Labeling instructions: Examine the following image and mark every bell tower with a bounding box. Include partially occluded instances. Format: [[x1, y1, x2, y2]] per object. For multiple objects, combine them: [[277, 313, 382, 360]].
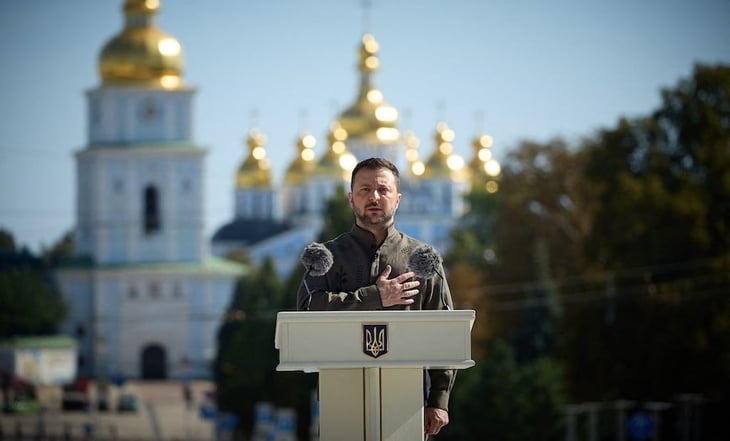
[[58, 0, 243, 381], [76, 0, 204, 264]]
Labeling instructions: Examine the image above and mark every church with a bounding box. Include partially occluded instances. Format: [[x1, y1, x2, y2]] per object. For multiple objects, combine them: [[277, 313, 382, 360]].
[[209, 25, 503, 278], [56, 0, 500, 381]]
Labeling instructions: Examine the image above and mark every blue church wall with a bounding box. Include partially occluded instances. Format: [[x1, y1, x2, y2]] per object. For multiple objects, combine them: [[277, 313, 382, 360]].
[[175, 227, 200, 261], [138, 232, 167, 262], [250, 226, 319, 278], [114, 98, 125, 141], [186, 315, 209, 376], [432, 223, 452, 251], [108, 229, 129, 262]]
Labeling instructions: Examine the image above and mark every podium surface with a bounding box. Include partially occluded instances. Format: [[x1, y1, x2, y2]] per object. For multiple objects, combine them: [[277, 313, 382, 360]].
[[276, 310, 474, 371], [275, 310, 475, 441]]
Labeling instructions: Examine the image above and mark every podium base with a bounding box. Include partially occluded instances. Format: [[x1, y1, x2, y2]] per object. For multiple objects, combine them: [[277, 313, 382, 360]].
[[319, 367, 424, 441]]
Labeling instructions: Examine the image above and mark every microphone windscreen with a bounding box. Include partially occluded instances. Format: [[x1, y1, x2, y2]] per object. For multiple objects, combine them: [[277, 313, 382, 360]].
[[408, 244, 442, 278], [300, 242, 334, 276]]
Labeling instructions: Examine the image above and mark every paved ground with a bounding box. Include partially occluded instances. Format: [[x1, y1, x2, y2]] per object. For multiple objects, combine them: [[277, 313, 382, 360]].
[[0, 381, 217, 441]]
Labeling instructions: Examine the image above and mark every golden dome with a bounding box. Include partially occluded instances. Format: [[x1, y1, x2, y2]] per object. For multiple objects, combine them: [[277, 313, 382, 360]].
[[468, 133, 501, 192], [423, 122, 455, 178], [99, 0, 184, 89], [284, 132, 317, 185], [423, 122, 467, 180], [314, 122, 352, 179], [403, 131, 426, 178], [337, 34, 400, 144], [236, 129, 271, 188]]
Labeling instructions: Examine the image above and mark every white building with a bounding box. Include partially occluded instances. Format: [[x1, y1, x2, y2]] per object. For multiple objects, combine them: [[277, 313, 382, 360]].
[[56, 0, 244, 381]]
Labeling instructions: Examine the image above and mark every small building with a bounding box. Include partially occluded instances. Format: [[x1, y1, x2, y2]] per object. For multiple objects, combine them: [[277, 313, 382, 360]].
[[0, 335, 78, 385]]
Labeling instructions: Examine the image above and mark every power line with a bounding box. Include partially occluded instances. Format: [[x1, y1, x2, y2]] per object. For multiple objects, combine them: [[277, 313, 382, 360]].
[[486, 284, 727, 312], [454, 258, 729, 299]]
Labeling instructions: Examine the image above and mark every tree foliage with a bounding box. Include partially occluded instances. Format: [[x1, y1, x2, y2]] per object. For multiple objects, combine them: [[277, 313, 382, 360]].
[[0, 229, 68, 338], [445, 191, 501, 349], [41, 230, 75, 267], [447, 139, 592, 352], [445, 340, 566, 441], [494, 139, 593, 284], [584, 64, 730, 268], [0, 267, 68, 338], [444, 64, 730, 440], [215, 257, 315, 440], [561, 64, 730, 406], [316, 185, 353, 242], [0, 228, 16, 252]]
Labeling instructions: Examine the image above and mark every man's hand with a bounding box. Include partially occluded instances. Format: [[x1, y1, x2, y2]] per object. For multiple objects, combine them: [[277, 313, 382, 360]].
[[424, 407, 449, 435], [377, 265, 420, 307]]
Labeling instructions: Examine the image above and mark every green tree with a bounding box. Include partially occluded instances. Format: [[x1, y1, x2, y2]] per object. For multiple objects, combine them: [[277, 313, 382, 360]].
[[0, 267, 68, 337], [659, 64, 730, 260], [445, 64, 730, 440], [216, 257, 315, 441], [561, 281, 730, 403], [446, 340, 566, 441], [447, 189, 500, 269], [0, 228, 16, 251], [447, 139, 592, 351], [316, 185, 353, 242], [494, 139, 593, 284], [41, 230, 74, 267], [510, 238, 562, 363], [235, 256, 285, 316], [0, 229, 68, 338], [562, 64, 730, 407], [445, 190, 502, 353], [584, 64, 730, 268]]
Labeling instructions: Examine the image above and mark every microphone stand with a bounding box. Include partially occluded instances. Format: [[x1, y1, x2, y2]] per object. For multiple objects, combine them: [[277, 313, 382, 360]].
[[433, 268, 450, 310], [302, 268, 313, 311]]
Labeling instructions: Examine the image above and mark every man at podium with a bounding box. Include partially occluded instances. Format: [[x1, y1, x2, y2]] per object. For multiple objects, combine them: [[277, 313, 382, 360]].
[[297, 157, 456, 437]]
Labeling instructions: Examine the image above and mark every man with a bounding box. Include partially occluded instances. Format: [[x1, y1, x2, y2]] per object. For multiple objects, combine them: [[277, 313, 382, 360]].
[[297, 157, 456, 437]]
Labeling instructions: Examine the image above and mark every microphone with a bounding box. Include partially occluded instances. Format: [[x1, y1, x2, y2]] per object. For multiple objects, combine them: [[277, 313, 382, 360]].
[[408, 244, 450, 310], [301, 242, 334, 276], [408, 244, 442, 279], [300, 242, 334, 310]]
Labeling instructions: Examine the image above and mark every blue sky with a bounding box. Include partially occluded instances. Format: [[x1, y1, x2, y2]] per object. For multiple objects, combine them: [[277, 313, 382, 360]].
[[1, 0, 729, 252]]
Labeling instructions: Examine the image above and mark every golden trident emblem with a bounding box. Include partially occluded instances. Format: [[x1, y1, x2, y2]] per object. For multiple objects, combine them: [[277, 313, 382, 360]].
[[363, 324, 388, 358]]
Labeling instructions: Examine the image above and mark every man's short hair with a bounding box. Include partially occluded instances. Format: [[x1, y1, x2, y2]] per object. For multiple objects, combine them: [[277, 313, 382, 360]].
[[350, 157, 401, 190]]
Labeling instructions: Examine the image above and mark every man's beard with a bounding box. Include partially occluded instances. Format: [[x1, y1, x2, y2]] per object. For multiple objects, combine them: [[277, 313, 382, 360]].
[[355, 207, 394, 227]]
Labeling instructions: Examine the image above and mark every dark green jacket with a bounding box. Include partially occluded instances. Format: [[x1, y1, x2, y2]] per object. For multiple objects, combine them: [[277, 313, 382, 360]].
[[297, 224, 456, 410]]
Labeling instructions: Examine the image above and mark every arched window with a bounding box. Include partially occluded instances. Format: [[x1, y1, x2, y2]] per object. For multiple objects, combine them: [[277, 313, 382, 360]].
[[143, 185, 161, 234]]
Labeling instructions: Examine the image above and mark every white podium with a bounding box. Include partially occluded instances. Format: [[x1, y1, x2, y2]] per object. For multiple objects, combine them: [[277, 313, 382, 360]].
[[275, 310, 475, 441]]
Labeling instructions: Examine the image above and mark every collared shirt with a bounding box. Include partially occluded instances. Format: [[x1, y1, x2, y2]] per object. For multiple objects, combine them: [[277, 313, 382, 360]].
[[297, 223, 456, 410]]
